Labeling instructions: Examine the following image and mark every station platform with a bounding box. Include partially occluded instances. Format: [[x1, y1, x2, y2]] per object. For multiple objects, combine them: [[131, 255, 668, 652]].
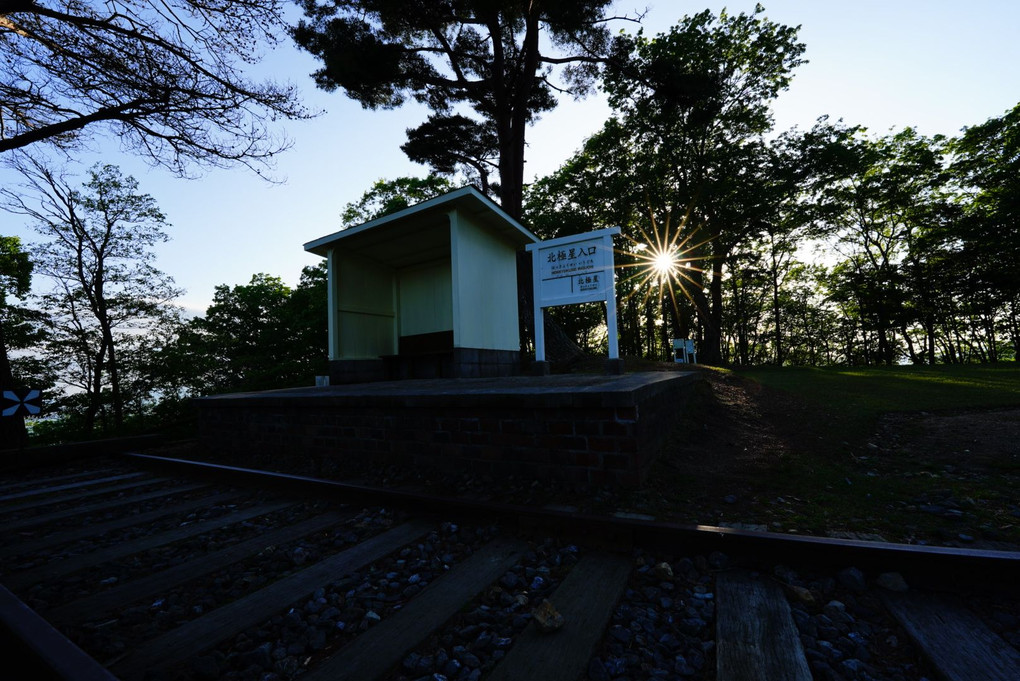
[[195, 372, 698, 487]]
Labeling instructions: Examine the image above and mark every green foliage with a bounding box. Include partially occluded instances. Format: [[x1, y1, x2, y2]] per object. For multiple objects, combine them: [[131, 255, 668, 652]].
[[794, 116, 1018, 366], [950, 103, 1020, 306], [401, 115, 499, 195], [163, 264, 328, 396], [0, 235, 38, 446], [340, 176, 457, 226], [604, 6, 806, 141], [0, 236, 32, 305], [521, 2, 1016, 369], [526, 7, 806, 364], [2, 160, 182, 436], [291, 0, 619, 215]]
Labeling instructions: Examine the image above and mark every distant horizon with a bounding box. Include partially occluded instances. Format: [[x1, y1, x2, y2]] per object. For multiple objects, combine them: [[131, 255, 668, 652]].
[[3, 0, 1018, 318]]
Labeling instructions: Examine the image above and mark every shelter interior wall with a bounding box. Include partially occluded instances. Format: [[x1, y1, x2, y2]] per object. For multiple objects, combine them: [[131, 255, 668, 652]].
[[451, 214, 520, 351], [335, 254, 395, 359], [397, 259, 453, 337]]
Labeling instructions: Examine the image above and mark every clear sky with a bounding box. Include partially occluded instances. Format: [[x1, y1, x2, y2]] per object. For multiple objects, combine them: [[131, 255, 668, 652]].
[[2, 0, 1019, 316]]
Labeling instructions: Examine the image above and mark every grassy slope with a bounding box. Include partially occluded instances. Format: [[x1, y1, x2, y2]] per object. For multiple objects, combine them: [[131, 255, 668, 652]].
[[631, 363, 1020, 547], [740, 364, 1020, 446]]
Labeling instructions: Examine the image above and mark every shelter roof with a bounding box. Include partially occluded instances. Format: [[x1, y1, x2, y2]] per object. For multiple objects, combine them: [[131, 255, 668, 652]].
[[304, 186, 538, 263]]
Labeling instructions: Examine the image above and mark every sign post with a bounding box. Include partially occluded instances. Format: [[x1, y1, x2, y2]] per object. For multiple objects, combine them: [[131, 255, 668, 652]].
[[526, 227, 622, 372]]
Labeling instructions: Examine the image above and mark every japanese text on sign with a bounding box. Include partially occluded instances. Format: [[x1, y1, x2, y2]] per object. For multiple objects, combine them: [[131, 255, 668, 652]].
[[535, 237, 610, 304], [526, 227, 621, 361]]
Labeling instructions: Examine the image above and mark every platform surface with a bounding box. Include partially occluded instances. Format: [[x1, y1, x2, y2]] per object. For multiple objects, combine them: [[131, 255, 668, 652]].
[[198, 372, 697, 408]]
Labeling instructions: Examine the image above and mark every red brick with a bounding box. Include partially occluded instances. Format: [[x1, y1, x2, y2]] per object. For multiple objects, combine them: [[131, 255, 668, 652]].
[[574, 420, 602, 436], [603, 453, 631, 470], [613, 470, 641, 487], [496, 419, 515, 434], [587, 437, 617, 452], [614, 407, 638, 422], [616, 438, 637, 452], [545, 420, 574, 435], [574, 451, 602, 467], [602, 421, 632, 437], [479, 446, 502, 461], [555, 436, 587, 451], [498, 433, 535, 448]]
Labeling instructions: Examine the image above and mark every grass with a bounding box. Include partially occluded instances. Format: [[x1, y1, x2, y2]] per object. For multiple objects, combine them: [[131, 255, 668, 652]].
[[626, 363, 1020, 548], [738, 363, 1020, 447]]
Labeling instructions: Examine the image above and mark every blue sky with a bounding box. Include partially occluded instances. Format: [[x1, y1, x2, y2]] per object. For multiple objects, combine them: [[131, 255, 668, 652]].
[[2, 1, 1019, 316]]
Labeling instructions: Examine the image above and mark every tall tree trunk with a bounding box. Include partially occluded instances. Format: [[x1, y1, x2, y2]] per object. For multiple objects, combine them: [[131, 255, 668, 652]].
[[901, 324, 919, 364], [924, 318, 936, 364], [699, 258, 724, 365], [86, 337, 107, 434]]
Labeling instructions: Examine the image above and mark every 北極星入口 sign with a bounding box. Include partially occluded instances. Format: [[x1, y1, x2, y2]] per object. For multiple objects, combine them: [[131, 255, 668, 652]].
[[536, 236, 613, 304], [526, 227, 621, 362]]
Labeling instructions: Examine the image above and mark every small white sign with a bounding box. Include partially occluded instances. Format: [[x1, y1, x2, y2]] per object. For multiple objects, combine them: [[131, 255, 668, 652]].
[[536, 236, 612, 304], [526, 227, 621, 361]]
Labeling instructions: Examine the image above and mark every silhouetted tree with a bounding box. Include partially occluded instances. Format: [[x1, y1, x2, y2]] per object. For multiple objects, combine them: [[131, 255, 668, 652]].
[[2, 160, 181, 432], [0, 0, 307, 173], [291, 0, 626, 217]]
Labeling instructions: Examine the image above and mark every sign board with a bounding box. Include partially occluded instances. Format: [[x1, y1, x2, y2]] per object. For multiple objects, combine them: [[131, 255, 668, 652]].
[[526, 227, 620, 362], [2, 389, 42, 417], [534, 234, 614, 305]]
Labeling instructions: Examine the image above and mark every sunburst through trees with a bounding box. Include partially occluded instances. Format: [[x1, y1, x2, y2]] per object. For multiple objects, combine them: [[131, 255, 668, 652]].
[[617, 207, 713, 343]]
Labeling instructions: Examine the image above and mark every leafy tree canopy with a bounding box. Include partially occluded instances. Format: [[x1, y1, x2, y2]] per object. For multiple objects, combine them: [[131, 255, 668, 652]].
[[173, 267, 327, 395], [0, 235, 32, 306], [0, 0, 308, 174], [0, 234, 34, 445], [951, 103, 1020, 297], [3, 161, 183, 431], [529, 6, 806, 364], [340, 175, 457, 226], [291, 0, 625, 216]]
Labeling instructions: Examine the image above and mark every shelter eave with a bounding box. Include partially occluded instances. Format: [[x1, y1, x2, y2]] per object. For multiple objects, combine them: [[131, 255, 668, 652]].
[[303, 186, 538, 257]]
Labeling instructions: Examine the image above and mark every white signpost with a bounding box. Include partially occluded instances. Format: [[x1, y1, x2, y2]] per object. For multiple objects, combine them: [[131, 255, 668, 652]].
[[526, 227, 621, 365]]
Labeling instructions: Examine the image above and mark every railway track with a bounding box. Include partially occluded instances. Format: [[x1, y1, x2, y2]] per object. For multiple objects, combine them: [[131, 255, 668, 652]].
[[2, 452, 1019, 681]]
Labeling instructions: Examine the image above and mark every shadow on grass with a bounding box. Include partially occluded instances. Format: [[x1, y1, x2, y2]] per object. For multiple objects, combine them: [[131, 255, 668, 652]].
[[628, 364, 1020, 548]]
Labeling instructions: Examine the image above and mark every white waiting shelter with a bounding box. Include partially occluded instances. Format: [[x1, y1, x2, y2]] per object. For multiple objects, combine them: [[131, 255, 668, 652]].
[[304, 186, 538, 382]]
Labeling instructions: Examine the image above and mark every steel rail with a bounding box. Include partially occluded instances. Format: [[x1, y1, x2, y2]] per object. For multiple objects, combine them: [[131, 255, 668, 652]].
[[123, 452, 1020, 595], [0, 584, 121, 681]]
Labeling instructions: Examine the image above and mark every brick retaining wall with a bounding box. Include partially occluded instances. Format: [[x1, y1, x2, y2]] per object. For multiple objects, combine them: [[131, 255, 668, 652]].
[[196, 373, 697, 487]]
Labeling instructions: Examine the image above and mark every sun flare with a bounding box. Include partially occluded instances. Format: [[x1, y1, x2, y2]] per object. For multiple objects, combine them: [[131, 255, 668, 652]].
[[652, 248, 679, 281], [614, 206, 713, 322]]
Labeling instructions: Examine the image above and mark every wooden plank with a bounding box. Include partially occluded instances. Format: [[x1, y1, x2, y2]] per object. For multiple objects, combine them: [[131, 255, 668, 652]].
[[305, 537, 529, 681], [0, 476, 172, 515], [0, 468, 111, 493], [111, 519, 433, 680], [486, 551, 632, 681], [5, 500, 295, 590], [0, 472, 148, 503], [716, 570, 812, 681], [0, 490, 244, 558], [0, 583, 120, 681], [49, 510, 354, 625], [3, 483, 208, 534], [883, 590, 1020, 681]]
